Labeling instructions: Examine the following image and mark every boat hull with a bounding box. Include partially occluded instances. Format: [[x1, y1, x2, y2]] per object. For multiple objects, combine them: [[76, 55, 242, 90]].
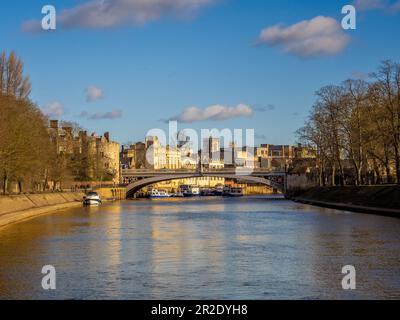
[[83, 199, 102, 206], [223, 193, 244, 197], [149, 195, 170, 199], [183, 193, 194, 197]]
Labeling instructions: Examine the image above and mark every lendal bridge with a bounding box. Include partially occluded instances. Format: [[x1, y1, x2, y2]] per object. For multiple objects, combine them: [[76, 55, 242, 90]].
[[121, 168, 286, 198]]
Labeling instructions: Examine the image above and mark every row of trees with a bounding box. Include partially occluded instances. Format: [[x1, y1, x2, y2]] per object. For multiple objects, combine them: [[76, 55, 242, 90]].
[[0, 94, 52, 193], [297, 60, 400, 186], [0, 51, 114, 194]]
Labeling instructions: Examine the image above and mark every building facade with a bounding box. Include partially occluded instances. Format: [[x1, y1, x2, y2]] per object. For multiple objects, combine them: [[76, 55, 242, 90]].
[[48, 120, 120, 184]]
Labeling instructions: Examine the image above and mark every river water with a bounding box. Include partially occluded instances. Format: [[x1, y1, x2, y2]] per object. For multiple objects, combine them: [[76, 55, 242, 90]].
[[0, 197, 399, 300]]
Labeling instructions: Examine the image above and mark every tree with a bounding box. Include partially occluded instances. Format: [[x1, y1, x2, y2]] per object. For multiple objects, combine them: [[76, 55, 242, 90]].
[[370, 61, 400, 184], [341, 79, 369, 185], [297, 60, 400, 186], [0, 51, 31, 100], [0, 94, 51, 193]]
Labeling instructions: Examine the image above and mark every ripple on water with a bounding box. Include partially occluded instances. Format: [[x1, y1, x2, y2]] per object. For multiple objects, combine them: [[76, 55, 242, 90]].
[[0, 198, 399, 299]]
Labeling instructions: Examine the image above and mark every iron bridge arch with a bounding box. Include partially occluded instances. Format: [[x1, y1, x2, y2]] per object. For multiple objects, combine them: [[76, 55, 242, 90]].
[[124, 173, 284, 198]]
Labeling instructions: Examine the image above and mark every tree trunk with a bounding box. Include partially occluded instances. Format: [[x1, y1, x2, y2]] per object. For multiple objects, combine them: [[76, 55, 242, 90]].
[[3, 172, 7, 194], [385, 165, 392, 184], [337, 160, 345, 186], [358, 165, 363, 185], [18, 179, 22, 193], [372, 159, 381, 185], [352, 159, 360, 186], [395, 148, 400, 185], [319, 167, 324, 187]]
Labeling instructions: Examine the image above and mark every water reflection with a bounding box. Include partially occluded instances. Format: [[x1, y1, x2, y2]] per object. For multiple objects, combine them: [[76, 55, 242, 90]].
[[0, 197, 399, 299]]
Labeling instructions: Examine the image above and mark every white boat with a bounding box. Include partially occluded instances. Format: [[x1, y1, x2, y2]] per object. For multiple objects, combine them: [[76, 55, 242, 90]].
[[149, 189, 170, 198], [83, 192, 102, 206], [191, 187, 200, 196], [171, 192, 184, 198], [182, 186, 200, 197]]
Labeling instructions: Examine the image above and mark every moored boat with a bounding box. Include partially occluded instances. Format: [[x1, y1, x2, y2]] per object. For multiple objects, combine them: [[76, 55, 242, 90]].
[[191, 187, 200, 196], [149, 189, 170, 198], [223, 187, 244, 197], [171, 192, 184, 198], [83, 192, 102, 206], [200, 188, 214, 196], [213, 185, 224, 196]]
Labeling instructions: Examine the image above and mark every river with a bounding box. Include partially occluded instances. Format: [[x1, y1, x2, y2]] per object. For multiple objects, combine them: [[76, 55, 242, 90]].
[[0, 196, 399, 300]]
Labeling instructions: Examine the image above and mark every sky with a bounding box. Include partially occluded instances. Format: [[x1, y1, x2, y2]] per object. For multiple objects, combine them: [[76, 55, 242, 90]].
[[1, 0, 399, 146]]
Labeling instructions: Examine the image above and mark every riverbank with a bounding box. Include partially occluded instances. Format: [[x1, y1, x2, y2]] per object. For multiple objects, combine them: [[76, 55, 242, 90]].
[[0, 192, 85, 229], [290, 186, 400, 218]]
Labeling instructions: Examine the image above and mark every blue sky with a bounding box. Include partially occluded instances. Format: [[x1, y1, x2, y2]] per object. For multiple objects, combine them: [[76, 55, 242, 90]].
[[1, 0, 399, 145]]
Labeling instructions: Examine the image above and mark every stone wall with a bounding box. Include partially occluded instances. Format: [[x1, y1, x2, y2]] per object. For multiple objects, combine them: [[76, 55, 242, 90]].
[[286, 173, 317, 196], [0, 192, 85, 228], [95, 187, 126, 200]]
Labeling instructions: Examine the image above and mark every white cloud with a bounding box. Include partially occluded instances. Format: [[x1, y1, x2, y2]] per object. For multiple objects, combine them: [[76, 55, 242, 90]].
[[257, 16, 350, 57], [22, 0, 215, 32], [354, 0, 400, 12], [41, 101, 64, 118], [168, 104, 253, 123], [80, 109, 122, 120], [86, 85, 103, 102]]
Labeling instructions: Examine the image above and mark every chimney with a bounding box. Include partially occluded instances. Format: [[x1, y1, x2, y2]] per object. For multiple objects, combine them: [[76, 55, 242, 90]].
[[50, 120, 58, 129], [104, 132, 110, 142]]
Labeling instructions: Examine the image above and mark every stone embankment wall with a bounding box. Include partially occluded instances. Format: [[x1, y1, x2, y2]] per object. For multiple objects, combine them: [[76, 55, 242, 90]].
[[95, 187, 126, 200], [0, 192, 85, 229], [291, 186, 400, 218], [286, 174, 317, 196]]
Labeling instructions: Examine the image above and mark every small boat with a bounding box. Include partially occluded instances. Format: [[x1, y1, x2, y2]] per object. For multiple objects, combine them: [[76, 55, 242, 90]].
[[213, 185, 224, 196], [83, 192, 102, 206], [223, 187, 244, 197], [191, 187, 200, 196], [171, 192, 184, 198], [183, 186, 200, 197], [149, 189, 170, 198], [180, 185, 194, 197], [183, 190, 194, 197], [200, 188, 214, 196]]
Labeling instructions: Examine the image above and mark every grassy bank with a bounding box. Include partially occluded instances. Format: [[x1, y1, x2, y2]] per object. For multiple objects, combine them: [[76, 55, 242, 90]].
[[291, 186, 400, 218]]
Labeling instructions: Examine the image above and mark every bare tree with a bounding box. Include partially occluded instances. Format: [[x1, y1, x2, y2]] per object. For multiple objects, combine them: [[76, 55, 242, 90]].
[[297, 60, 400, 186], [341, 79, 369, 185], [0, 51, 31, 99], [370, 61, 400, 184], [0, 95, 50, 193]]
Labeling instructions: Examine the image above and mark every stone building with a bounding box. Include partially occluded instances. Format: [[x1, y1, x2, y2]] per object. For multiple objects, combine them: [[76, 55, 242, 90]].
[[166, 146, 181, 170], [48, 120, 82, 155], [121, 142, 146, 169], [201, 137, 224, 168], [48, 120, 120, 183], [88, 132, 121, 183], [145, 136, 166, 169], [256, 144, 295, 170]]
